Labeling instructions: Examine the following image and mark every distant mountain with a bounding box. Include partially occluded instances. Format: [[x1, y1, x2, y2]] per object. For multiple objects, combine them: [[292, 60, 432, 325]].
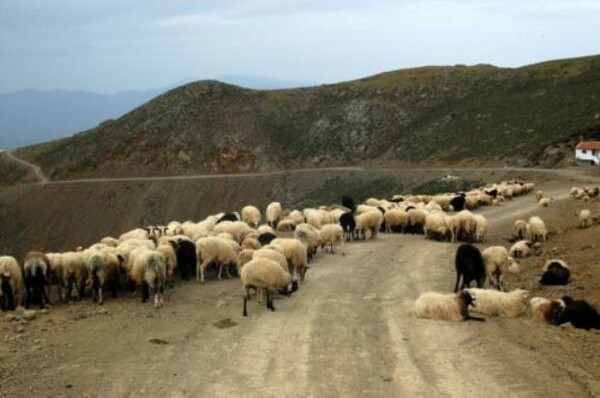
[[0, 88, 164, 148], [13, 55, 600, 180]]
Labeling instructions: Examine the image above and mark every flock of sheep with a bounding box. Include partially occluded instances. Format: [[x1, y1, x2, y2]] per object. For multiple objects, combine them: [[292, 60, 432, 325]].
[[415, 185, 600, 330], [0, 179, 598, 329]]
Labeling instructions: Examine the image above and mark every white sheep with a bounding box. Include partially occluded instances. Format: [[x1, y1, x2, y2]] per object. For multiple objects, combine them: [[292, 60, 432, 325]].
[[156, 242, 177, 287], [538, 197, 552, 207], [118, 228, 149, 242], [579, 209, 592, 228], [241, 258, 292, 316], [241, 205, 261, 228], [481, 246, 517, 291], [407, 208, 427, 234], [466, 288, 529, 317], [383, 209, 409, 233], [212, 221, 254, 244], [257, 224, 275, 235], [355, 210, 383, 239], [414, 290, 481, 322], [271, 238, 308, 290], [509, 240, 541, 258], [472, 214, 487, 242], [100, 236, 120, 247], [455, 210, 475, 241], [319, 224, 344, 254], [87, 250, 123, 305], [265, 202, 283, 228], [0, 256, 23, 310], [535, 190, 543, 202], [128, 248, 166, 307], [513, 219, 527, 240], [530, 297, 565, 324], [195, 236, 240, 283], [304, 208, 324, 229], [424, 212, 448, 241], [527, 216, 547, 242], [60, 251, 89, 301], [294, 223, 320, 261]]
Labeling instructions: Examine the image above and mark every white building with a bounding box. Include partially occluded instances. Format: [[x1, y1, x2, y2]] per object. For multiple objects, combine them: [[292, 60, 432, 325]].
[[575, 141, 600, 165]]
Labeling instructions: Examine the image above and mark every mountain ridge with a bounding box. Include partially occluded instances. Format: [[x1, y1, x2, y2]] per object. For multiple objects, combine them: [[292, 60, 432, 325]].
[[12, 54, 600, 181]]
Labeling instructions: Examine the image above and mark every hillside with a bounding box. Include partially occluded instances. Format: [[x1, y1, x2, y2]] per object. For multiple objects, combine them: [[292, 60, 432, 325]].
[[13, 55, 600, 180]]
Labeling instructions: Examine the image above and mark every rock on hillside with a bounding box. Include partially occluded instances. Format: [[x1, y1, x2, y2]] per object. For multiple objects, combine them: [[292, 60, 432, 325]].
[[15, 55, 600, 180]]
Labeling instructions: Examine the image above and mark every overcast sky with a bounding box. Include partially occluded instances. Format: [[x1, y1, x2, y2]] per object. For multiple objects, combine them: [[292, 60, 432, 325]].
[[1, 0, 599, 93]]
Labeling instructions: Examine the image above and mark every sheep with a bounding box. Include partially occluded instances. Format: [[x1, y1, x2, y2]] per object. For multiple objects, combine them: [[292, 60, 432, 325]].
[[513, 219, 527, 240], [557, 296, 600, 330], [449, 195, 466, 212], [384, 209, 408, 234], [294, 223, 320, 261], [128, 248, 166, 307], [241, 258, 292, 316], [22, 251, 51, 309], [60, 251, 89, 301], [195, 237, 240, 283], [538, 197, 552, 207], [241, 236, 261, 251], [579, 209, 592, 228], [339, 212, 356, 241], [466, 288, 529, 318], [100, 236, 120, 247], [341, 195, 357, 212], [118, 228, 149, 242], [414, 290, 484, 322], [509, 240, 542, 258], [406, 208, 427, 235], [454, 244, 485, 292], [241, 205, 261, 228], [539, 259, 570, 285], [212, 221, 253, 244], [265, 202, 283, 228], [455, 210, 475, 241], [275, 218, 297, 231], [527, 216, 548, 242], [256, 224, 275, 235], [257, 232, 277, 246], [424, 212, 448, 241], [319, 224, 344, 254], [530, 297, 565, 324], [481, 246, 516, 291], [171, 238, 196, 281], [535, 190, 543, 202], [304, 209, 324, 229], [472, 214, 487, 242], [156, 242, 177, 287], [355, 210, 383, 240], [0, 256, 22, 311], [87, 250, 124, 305], [217, 212, 241, 224], [271, 238, 309, 290], [237, 249, 255, 272]]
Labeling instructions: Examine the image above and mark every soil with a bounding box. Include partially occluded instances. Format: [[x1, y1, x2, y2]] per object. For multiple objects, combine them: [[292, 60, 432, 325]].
[[1, 166, 600, 397]]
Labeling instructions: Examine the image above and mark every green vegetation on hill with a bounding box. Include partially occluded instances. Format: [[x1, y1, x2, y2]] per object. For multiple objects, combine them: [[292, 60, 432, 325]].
[[13, 55, 600, 180]]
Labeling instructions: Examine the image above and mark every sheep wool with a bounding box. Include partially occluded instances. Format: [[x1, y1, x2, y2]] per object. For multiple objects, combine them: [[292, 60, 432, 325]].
[[241, 258, 292, 316], [414, 290, 478, 322], [467, 288, 529, 318]]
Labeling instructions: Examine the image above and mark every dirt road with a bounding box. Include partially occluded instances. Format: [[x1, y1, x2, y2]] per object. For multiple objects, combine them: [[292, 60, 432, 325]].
[[1, 182, 599, 398]]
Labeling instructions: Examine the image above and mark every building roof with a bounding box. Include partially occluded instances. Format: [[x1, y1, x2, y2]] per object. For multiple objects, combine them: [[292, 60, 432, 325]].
[[576, 141, 600, 150]]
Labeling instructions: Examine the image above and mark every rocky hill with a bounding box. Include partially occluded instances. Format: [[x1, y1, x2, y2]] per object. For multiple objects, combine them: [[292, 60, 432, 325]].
[[14, 55, 600, 180]]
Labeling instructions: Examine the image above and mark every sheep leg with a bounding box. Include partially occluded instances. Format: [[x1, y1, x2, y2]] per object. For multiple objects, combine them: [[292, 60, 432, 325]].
[[267, 291, 275, 312], [197, 260, 210, 283], [453, 274, 461, 293], [98, 285, 104, 305], [141, 282, 150, 303], [224, 263, 233, 279]]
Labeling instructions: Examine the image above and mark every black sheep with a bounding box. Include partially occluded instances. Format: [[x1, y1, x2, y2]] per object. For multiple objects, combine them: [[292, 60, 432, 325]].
[[454, 244, 485, 292], [539, 261, 570, 285], [172, 239, 197, 281], [217, 212, 240, 224], [23, 254, 50, 309], [339, 212, 356, 241], [258, 232, 276, 246], [558, 296, 600, 330], [449, 194, 466, 212], [0, 275, 15, 311], [341, 196, 356, 213]]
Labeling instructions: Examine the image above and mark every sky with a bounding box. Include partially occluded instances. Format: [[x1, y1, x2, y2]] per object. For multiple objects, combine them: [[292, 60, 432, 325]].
[[0, 0, 599, 93]]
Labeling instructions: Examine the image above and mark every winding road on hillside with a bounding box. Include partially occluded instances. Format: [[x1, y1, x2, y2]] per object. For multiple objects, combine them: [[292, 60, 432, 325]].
[[1, 184, 598, 397], [3, 150, 599, 186]]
